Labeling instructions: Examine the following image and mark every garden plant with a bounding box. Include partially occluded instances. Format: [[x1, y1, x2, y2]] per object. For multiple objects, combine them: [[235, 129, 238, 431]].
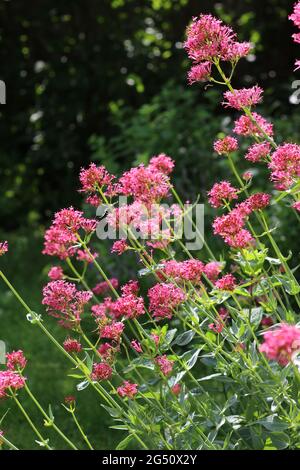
[[1, 2, 300, 451]]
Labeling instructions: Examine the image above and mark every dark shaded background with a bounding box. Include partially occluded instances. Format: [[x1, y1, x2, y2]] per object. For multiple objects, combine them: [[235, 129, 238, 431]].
[[0, 0, 298, 230]]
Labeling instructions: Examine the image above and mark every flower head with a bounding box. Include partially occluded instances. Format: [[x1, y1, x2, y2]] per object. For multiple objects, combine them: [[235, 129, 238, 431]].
[[42, 280, 92, 329], [188, 62, 212, 84], [259, 323, 300, 366], [268, 143, 300, 190], [289, 2, 300, 28], [208, 181, 238, 208], [0, 370, 26, 398], [93, 278, 119, 296], [214, 136, 238, 155], [234, 113, 273, 138], [117, 381, 138, 399], [6, 350, 27, 371], [245, 142, 271, 163], [155, 355, 174, 376], [223, 86, 263, 110], [63, 338, 82, 353], [0, 241, 8, 256], [111, 240, 129, 255], [48, 266, 64, 280], [148, 283, 186, 320], [91, 362, 113, 381], [131, 340, 142, 353], [215, 274, 237, 291]]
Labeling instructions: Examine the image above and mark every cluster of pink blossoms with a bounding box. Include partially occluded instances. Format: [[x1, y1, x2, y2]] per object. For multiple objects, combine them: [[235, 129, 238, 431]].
[[93, 278, 119, 296], [43, 207, 97, 260], [63, 338, 82, 354], [118, 154, 174, 205], [223, 86, 263, 110], [184, 14, 251, 84], [215, 274, 237, 291], [268, 143, 300, 190], [290, 1, 300, 69], [148, 282, 186, 320], [91, 362, 113, 382], [214, 136, 238, 156], [245, 142, 271, 163], [208, 181, 238, 208], [6, 350, 27, 371], [0, 370, 26, 398], [117, 381, 138, 399], [0, 241, 8, 256], [42, 280, 92, 329], [79, 163, 116, 206], [48, 266, 64, 280], [160, 259, 204, 284], [233, 112, 273, 138], [155, 355, 174, 376], [213, 193, 270, 248], [259, 323, 300, 366]]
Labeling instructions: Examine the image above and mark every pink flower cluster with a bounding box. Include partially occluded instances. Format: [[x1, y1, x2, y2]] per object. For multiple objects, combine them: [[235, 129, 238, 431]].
[[0, 370, 26, 399], [233, 112, 273, 138], [63, 338, 82, 353], [42, 280, 92, 329], [117, 381, 138, 398], [245, 142, 271, 163], [215, 274, 237, 291], [160, 259, 204, 284], [259, 323, 300, 366], [79, 163, 116, 206], [48, 266, 64, 280], [214, 136, 238, 156], [91, 362, 113, 382], [184, 15, 251, 84], [290, 1, 300, 69], [148, 282, 186, 320], [118, 155, 174, 205], [6, 350, 27, 371], [223, 86, 263, 110], [93, 278, 119, 296], [43, 207, 97, 259], [0, 241, 8, 256], [213, 193, 270, 248], [208, 181, 238, 208], [268, 143, 300, 190], [155, 355, 174, 376]]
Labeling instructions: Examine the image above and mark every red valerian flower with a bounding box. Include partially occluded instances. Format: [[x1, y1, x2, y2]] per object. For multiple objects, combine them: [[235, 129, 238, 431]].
[[223, 86, 263, 110], [245, 142, 271, 163], [171, 383, 181, 395], [42, 280, 92, 329], [100, 322, 125, 342], [0, 371, 26, 398], [148, 283, 186, 320], [93, 278, 119, 296], [91, 362, 113, 381], [79, 163, 116, 206], [111, 240, 129, 255], [155, 355, 174, 376], [259, 323, 300, 366], [208, 181, 238, 208], [117, 381, 138, 399], [289, 1, 300, 28], [6, 350, 27, 371], [63, 338, 82, 353], [268, 143, 300, 190], [0, 241, 8, 256], [131, 340, 143, 353], [215, 274, 237, 291], [48, 266, 64, 280], [213, 136, 238, 155], [188, 62, 212, 84], [203, 261, 223, 282], [234, 113, 273, 137]]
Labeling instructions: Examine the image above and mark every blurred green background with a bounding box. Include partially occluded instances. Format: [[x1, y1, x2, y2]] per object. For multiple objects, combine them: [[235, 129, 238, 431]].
[[0, 0, 299, 449]]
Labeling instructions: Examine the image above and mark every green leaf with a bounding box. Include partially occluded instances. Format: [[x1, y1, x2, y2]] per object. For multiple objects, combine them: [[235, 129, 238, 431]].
[[76, 380, 89, 391], [173, 330, 195, 346], [101, 405, 122, 418], [257, 416, 290, 432], [270, 432, 290, 450], [116, 434, 134, 450]]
